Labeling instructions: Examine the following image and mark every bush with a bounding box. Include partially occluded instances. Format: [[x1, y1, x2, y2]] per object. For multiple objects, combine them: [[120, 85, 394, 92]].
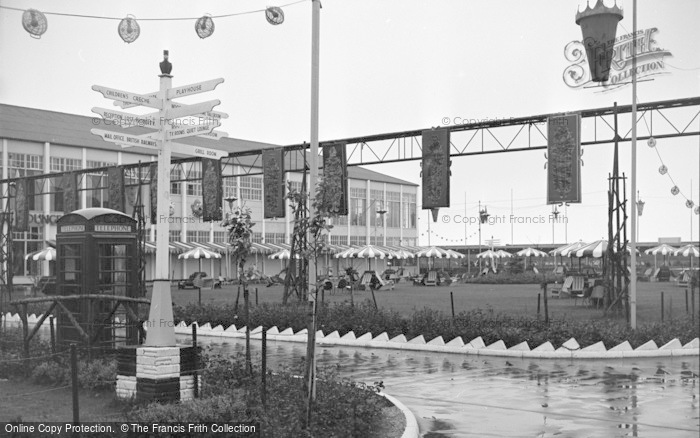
[[123, 353, 391, 438]]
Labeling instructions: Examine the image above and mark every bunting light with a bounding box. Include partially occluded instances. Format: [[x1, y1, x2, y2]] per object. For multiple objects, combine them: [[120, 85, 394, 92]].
[[3, 1, 305, 41], [646, 135, 699, 214], [21, 8, 47, 38], [195, 15, 215, 39], [118, 15, 140, 43]]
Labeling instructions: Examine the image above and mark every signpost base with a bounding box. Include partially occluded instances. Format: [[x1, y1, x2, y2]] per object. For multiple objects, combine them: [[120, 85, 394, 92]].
[[144, 279, 176, 347], [116, 345, 199, 402]]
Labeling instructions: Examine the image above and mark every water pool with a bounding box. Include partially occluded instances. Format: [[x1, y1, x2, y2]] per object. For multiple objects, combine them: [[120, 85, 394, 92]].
[[192, 336, 699, 437]]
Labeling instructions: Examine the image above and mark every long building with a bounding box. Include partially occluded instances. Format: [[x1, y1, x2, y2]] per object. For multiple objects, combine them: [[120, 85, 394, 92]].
[[0, 104, 418, 283]]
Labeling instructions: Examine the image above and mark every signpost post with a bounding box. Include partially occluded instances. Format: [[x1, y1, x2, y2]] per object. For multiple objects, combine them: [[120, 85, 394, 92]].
[[91, 50, 227, 347]]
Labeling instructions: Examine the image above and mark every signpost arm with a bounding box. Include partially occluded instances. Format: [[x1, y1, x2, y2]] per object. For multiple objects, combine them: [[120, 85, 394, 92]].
[[145, 51, 176, 346]]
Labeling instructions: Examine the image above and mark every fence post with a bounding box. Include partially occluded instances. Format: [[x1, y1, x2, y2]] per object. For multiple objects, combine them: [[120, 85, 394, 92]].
[[244, 284, 252, 375], [370, 287, 378, 311], [661, 291, 665, 322], [49, 315, 56, 355], [543, 284, 549, 325], [692, 283, 696, 324], [669, 296, 673, 321], [192, 323, 198, 399], [537, 293, 541, 317], [255, 288, 259, 306], [234, 285, 241, 313], [685, 289, 689, 314], [261, 328, 267, 409], [70, 343, 79, 425], [450, 291, 455, 321]]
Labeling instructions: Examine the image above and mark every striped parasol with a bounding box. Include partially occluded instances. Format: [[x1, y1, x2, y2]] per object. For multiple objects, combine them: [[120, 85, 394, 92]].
[[645, 243, 678, 268], [516, 247, 548, 258], [415, 246, 451, 259], [674, 244, 699, 269], [444, 249, 465, 259], [574, 239, 608, 258], [351, 244, 390, 269], [24, 247, 56, 261], [269, 249, 301, 260], [476, 249, 500, 259], [494, 249, 512, 258]]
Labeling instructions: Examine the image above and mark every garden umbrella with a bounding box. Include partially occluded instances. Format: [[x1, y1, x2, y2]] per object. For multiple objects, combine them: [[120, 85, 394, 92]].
[[24, 247, 56, 261], [350, 244, 390, 270], [574, 239, 609, 258], [674, 244, 699, 269], [494, 250, 513, 258], [415, 246, 450, 270], [550, 240, 587, 268], [516, 247, 547, 269], [644, 243, 678, 268], [387, 248, 416, 260], [179, 246, 222, 304], [476, 249, 501, 271]]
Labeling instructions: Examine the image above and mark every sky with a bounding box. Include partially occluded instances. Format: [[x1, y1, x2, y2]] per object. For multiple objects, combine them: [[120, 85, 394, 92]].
[[0, 0, 698, 247]]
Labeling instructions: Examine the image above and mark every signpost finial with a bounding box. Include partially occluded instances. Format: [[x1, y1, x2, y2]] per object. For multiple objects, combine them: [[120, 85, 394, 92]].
[[160, 50, 172, 76]]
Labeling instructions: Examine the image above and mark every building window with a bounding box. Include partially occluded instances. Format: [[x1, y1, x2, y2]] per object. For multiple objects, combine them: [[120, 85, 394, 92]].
[[186, 230, 210, 242], [349, 235, 364, 246], [169, 230, 180, 242], [8, 153, 43, 211], [288, 180, 302, 194], [350, 187, 366, 226], [12, 227, 44, 276], [86, 160, 116, 170], [370, 189, 385, 227], [170, 168, 182, 195], [386, 191, 401, 228], [264, 233, 285, 244], [240, 176, 262, 201], [252, 232, 262, 243], [223, 177, 237, 200], [402, 192, 417, 229], [213, 231, 226, 243], [330, 235, 346, 245], [50, 157, 82, 172], [187, 170, 202, 196]]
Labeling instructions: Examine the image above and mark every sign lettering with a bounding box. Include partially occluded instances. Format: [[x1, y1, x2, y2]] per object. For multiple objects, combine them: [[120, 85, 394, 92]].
[[60, 225, 85, 233], [94, 225, 132, 232]]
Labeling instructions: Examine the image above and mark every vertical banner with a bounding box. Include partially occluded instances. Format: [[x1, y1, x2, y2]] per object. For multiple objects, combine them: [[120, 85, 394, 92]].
[[108, 166, 126, 212], [262, 149, 286, 219], [547, 114, 582, 204], [149, 163, 158, 224], [62, 173, 79, 214], [14, 179, 30, 232], [322, 142, 348, 216], [421, 128, 451, 210], [201, 158, 222, 222]]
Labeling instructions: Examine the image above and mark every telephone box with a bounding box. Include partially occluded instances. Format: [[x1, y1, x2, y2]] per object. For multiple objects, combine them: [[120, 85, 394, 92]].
[[56, 208, 139, 349]]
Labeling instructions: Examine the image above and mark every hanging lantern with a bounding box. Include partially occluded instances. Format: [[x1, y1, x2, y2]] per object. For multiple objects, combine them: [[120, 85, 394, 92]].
[[647, 137, 656, 148], [695, 206, 700, 215], [658, 165, 668, 175], [265, 6, 285, 25], [575, 0, 623, 82], [169, 202, 175, 217], [118, 15, 140, 44], [195, 15, 215, 39], [686, 200, 695, 209], [22, 9, 48, 39], [191, 199, 203, 218], [671, 186, 679, 196]]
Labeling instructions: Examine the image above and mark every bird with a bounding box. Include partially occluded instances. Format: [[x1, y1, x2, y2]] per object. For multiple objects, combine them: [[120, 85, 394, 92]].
[[160, 50, 172, 75]]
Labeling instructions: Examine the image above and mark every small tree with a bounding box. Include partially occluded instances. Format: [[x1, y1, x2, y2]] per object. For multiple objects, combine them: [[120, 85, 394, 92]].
[[221, 207, 255, 284]]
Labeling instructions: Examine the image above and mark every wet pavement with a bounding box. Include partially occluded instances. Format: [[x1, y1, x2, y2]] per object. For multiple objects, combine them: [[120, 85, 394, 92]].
[[191, 335, 700, 437]]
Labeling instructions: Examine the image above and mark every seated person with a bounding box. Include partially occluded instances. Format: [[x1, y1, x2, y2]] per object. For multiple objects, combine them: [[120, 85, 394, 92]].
[[370, 274, 382, 290]]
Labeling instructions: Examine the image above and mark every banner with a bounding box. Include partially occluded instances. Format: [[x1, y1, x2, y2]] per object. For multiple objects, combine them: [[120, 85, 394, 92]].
[[14, 179, 30, 232], [421, 128, 451, 210], [547, 114, 582, 204], [108, 166, 126, 212], [322, 143, 348, 216], [262, 149, 285, 219], [62, 173, 79, 214], [149, 163, 158, 224], [201, 158, 222, 222]]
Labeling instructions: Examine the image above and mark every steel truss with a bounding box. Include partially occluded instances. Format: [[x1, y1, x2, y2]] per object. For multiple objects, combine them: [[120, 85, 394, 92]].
[[0, 96, 698, 198]]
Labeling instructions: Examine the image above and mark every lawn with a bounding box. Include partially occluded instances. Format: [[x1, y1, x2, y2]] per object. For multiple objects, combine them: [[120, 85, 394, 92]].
[[155, 280, 698, 325]]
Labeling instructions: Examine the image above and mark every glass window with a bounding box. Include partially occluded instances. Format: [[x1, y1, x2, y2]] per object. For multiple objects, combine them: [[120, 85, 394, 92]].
[[370, 189, 385, 227], [402, 193, 417, 229], [386, 191, 401, 228], [350, 188, 366, 226], [240, 176, 262, 201]]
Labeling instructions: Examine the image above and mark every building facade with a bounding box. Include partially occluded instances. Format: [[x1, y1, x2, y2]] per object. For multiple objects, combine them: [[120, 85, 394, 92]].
[[1, 105, 418, 281]]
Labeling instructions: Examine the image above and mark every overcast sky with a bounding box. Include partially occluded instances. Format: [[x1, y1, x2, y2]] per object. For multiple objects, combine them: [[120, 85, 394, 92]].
[[1, 0, 698, 247]]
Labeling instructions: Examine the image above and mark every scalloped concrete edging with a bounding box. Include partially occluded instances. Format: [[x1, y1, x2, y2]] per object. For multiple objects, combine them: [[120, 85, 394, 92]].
[[379, 391, 419, 438], [2, 313, 698, 359]]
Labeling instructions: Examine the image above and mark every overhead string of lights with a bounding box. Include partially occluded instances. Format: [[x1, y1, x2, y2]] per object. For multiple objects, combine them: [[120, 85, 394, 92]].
[[637, 99, 700, 216], [419, 228, 480, 244], [3, 1, 304, 42]]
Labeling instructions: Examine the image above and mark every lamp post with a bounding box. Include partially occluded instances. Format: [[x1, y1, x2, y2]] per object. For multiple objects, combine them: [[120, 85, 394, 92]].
[[552, 205, 560, 244], [374, 209, 387, 246], [478, 201, 489, 270]]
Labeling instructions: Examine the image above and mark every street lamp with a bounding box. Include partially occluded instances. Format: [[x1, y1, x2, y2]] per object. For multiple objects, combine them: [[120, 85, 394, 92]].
[[552, 205, 560, 244], [374, 209, 387, 246], [478, 201, 489, 270]]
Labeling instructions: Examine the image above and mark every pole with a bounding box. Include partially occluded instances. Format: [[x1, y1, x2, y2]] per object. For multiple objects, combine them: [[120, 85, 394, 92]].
[[478, 200, 482, 270], [510, 189, 514, 245], [630, 0, 638, 329], [306, 0, 321, 427], [70, 343, 79, 424], [145, 51, 176, 346]]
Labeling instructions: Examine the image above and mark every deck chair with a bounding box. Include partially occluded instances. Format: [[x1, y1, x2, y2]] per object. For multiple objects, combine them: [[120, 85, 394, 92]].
[[358, 272, 373, 290], [571, 276, 586, 305], [550, 276, 574, 298], [424, 270, 438, 286], [480, 268, 489, 277]]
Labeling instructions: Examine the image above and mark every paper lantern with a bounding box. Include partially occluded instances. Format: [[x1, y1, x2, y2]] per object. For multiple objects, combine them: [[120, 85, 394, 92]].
[[687, 200, 695, 209], [695, 206, 700, 215], [647, 137, 656, 148], [266, 6, 285, 25], [118, 15, 140, 44], [671, 186, 679, 196], [658, 165, 668, 175], [191, 199, 203, 218], [22, 9, 48, 39], [575, 0, 623, 82], [195, 15, 215, 39]]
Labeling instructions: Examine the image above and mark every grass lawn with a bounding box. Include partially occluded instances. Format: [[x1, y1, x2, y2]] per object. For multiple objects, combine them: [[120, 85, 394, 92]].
[[153, 281, 699, 325]]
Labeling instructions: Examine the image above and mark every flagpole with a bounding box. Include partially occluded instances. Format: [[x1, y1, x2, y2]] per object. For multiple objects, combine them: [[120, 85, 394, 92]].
[[630, 0, 638, 329]]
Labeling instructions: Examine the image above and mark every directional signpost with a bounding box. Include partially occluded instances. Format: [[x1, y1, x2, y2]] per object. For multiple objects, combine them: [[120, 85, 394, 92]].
[[90, 51, 228, 347]]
